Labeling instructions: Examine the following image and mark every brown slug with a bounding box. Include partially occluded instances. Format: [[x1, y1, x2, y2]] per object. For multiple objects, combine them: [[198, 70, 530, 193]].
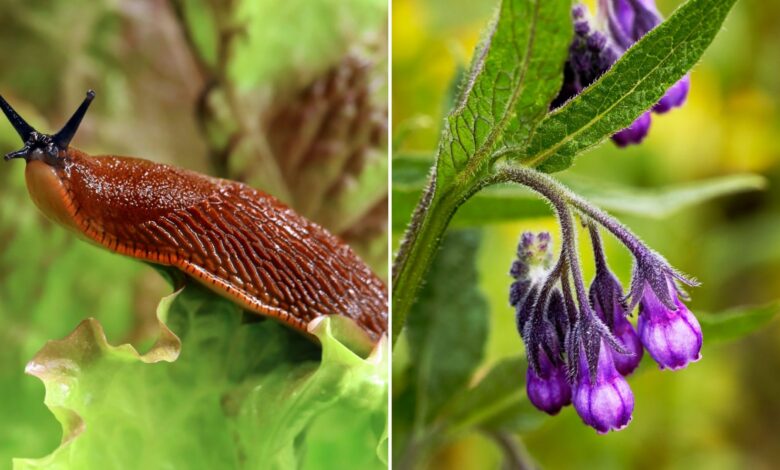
[[0, 91, 387, 344]]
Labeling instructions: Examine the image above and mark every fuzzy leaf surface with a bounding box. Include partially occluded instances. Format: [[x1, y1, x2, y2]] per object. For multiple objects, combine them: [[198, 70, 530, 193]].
[[434, 0, 570, 186]]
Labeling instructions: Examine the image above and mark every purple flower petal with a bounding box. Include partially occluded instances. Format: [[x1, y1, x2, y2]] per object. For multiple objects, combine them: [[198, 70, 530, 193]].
[[653, 74, 691, 113], [600, 0, 663, 51], [611, 315, 643, 375], [630, 0, 664, 40], [611, 111, 652, 147], [600, 0, 636, 50], [573, 341, 634, 433], [588, 256, 643, 376], [526, 351, 572, 415], [638, 286, 703, 370]]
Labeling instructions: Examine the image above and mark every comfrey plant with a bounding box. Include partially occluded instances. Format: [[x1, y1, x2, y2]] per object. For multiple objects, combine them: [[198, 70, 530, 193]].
[[509, 224, 701, 432], [392, 0, 736, 448]]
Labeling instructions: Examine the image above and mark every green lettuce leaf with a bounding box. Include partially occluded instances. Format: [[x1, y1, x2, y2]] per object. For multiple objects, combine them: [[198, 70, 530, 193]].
[[14, 284, 388, 470]]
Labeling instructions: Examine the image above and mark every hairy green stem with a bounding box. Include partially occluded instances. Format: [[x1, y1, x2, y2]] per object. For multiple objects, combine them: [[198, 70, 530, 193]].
[[496, 164, 649, 260], [391, 178, 476, 344], [392, 160, 652, 345]]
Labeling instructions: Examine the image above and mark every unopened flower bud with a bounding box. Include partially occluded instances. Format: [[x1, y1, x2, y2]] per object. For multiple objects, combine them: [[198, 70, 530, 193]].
[[573, 341, 634, 433], [653, 74, 690, 113], [612, 111, 652, 147], [526, 349, 572, 415], [638, 283, 702, 370]]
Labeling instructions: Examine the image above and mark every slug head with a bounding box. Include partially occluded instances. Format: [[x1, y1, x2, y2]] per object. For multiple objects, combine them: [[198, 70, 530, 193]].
[[0, 90, 95, 165]]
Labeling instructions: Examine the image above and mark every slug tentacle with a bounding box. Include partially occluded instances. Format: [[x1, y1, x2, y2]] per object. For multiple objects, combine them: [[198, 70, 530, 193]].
[[52, 90, 95, 150], [0, 94, 35, 142], [1, 90, 95, 163], [5, 145, 32, 161]]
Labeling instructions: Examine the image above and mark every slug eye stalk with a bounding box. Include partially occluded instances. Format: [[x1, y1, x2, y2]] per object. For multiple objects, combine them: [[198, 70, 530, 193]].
[[0, 94, 35, 142], [0, 90, 95, 163], [52, 90, 95, 150]]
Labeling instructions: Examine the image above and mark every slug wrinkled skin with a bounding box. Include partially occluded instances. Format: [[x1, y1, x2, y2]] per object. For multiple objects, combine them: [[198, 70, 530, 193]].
[[25, 148, 388, 342]]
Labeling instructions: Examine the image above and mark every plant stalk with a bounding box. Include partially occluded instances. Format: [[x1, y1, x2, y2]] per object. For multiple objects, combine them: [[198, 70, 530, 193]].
[[391, 179, 473, 344], [491, 166, 591, 318], [494, 164, 649, 261]]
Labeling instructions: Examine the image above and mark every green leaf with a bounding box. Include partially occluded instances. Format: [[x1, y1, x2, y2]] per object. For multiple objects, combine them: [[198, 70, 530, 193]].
[[434, 0, 570, 186], [393, 155, 766, 230], [520, 0, 739, 173], [14, 284, 388, 470], [561, 173, 767, 219], [392, 0, 570, 343], [406, 230, 489, 427], [699, 302, 780, 344]]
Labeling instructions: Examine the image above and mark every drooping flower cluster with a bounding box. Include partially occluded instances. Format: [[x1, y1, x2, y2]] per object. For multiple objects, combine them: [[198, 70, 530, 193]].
[[509, 227, 702, 434], [552, 1, 691, 146]]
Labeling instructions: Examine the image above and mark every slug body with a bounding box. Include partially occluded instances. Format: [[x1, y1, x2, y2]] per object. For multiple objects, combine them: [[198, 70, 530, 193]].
[[2, 92, 387, 343]]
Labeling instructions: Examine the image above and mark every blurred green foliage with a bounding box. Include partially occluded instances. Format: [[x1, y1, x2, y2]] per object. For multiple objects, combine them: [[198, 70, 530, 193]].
[[0, 0, 387, 468], [394, 230, 488, 466], [393, 0, 780, 468]]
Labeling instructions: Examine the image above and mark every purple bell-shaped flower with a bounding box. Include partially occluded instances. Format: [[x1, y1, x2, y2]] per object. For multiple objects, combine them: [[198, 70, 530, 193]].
[[628, 251, 703, 370], [637, 281, 703, 370], [610, 313, 644, 375], [573, 340, 634, 433], [526, 347, 572, 415]]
